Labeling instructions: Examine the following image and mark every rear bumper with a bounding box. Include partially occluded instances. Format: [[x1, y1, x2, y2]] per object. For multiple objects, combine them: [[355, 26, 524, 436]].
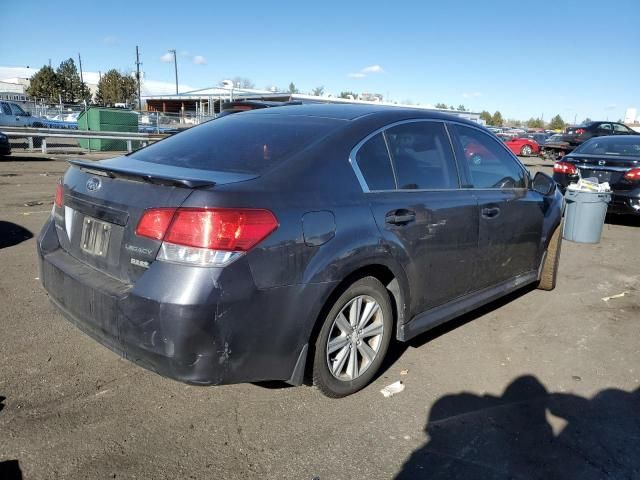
[[607, 191, 640, 215], [37, 217, 334, 386]]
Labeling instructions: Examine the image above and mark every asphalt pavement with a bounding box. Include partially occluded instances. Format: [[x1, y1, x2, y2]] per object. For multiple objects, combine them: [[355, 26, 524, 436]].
[[0, 154, 638, 479]]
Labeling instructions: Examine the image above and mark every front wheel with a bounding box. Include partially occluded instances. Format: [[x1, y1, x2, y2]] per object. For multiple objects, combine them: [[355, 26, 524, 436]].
[[520, 145, 533, 156], [313, 277, 393, 398]]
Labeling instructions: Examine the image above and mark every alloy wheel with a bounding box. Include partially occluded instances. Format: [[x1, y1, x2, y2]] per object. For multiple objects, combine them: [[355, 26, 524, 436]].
[[326, 295, 385, 381]]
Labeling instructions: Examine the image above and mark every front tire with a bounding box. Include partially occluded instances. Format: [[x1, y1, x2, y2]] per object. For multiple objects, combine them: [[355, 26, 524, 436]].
[[313, 277, 393, 398], [520, 145, 533, 156], [538, 226, 562, 291]]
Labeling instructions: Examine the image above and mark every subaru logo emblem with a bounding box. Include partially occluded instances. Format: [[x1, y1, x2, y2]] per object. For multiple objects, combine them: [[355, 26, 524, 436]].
[[598, 160, 606, 166], [86, 177, 101, 192]]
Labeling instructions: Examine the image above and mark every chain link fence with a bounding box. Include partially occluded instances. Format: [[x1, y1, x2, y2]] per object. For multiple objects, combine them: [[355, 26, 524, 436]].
[[6, 103, 214, 153]]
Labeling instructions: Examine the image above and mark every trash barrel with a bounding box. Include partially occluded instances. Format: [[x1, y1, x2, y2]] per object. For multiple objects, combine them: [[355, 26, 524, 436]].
[[563, 190, 611, 243]]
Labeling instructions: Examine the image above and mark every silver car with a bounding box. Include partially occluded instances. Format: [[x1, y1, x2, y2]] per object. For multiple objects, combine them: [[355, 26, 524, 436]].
[[0, 101, 47, 127]]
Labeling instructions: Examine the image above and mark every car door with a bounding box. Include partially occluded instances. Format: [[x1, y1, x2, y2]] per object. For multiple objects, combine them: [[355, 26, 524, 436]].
[[596, 123, 613, 137], [612, 123, 634, 136], [352, 120, 478, 314], [0, 102, 17, 126], [449, 123, 544, 290], [9, 103, 30, 127]]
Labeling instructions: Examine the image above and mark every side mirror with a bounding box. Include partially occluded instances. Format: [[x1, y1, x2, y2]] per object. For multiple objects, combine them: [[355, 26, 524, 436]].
[[532, 171, 556, 196]]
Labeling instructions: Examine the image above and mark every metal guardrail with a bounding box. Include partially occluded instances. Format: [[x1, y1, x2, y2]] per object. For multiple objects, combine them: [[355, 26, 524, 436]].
[[0, 127, 168, 153]]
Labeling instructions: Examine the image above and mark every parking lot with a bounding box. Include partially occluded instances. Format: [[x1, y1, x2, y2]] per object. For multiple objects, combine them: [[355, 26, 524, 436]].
[[0, 154, 638, 479]]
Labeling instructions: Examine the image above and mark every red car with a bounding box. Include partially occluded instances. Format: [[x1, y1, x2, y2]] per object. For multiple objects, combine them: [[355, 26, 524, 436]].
[[497, 134, 540, 156]]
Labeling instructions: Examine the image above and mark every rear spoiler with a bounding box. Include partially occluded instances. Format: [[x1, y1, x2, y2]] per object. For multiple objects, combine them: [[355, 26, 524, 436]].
[[69, 159, 215, 188]]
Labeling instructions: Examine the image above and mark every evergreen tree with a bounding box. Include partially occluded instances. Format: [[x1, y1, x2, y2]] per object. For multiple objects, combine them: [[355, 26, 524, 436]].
[[26, 65, 60, 103]]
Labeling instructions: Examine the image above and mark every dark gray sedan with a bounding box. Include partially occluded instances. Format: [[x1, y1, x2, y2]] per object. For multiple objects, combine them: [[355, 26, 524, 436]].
[[37, 104, 563, 397]]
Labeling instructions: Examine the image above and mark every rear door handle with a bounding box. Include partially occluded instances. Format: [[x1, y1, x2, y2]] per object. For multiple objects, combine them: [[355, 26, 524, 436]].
[[385, 210, 416, 225], [481, 207, 500, 219]]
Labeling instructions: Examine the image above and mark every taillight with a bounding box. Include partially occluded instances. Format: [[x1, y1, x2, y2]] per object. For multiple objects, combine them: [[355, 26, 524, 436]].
[[135, 208, 176, 240], [54, 182, 64, 208], [553, 161, 577, 174], [135, 208, 278, 267], [575, 128, 585, 135], [624, 167, 640, 181]]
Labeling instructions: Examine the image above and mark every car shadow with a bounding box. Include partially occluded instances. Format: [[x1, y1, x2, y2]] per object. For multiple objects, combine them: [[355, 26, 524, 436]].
[[394, 375, 640, 479], [378, 284, 537, 380], [0, 221, 34, 249], [0, 460, 23, 480]]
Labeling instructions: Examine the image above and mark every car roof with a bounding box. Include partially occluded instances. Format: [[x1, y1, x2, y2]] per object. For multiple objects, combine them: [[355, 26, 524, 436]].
[[240, 102, 479, 125]]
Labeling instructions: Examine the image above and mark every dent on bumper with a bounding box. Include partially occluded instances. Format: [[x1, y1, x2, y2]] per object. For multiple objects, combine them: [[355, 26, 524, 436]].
[[37, 218, 332, 386]]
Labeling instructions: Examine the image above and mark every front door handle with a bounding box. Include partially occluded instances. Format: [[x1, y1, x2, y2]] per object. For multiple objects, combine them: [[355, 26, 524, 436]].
[[385, 209, 416, 225], [481, 207, 500, 219]]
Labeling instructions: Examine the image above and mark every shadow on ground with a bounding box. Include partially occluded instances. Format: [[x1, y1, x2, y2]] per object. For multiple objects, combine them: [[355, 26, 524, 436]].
[[0, 221, 33, 249], [380, 285, 537, 380], [0, 461, 23, 480], [395, 375, 640, 479]]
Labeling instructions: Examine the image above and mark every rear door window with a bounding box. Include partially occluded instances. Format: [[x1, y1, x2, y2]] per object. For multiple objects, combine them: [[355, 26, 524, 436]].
[[385, 122, 459, 189], [0, 103, 11, 115], [453, 124, 527, 189], [129, 114, 342, 174], [597, 123, 613, 134], [354, 133, 396, 190]]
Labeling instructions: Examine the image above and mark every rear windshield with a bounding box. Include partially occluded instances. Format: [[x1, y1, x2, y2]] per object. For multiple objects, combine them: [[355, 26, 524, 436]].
[[574, 137, 640, 156], [129, 114, 343, 174]]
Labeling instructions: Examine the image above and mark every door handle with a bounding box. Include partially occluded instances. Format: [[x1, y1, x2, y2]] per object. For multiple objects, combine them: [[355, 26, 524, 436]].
[[385, 210, 416, 225], [481, 207, 500, 219]]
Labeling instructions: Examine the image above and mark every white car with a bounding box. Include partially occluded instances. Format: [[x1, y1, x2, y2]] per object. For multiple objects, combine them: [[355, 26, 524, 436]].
[[0, 101, 48, 127]]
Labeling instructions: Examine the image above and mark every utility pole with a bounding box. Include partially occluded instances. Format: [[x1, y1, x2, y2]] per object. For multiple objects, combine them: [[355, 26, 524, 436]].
[[78, 53, 85, 100], [168, 49, 178, 95], [135, 46, 143, 109]]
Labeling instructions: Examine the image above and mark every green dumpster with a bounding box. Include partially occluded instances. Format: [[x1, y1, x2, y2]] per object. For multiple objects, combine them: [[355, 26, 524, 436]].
[[77, 108, 138, 151]]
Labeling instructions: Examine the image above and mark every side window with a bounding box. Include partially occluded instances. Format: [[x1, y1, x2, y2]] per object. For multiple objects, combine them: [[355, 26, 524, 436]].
[[598, 123, 613, 133], [9, 103, 26, 116], [453, 124, 526, 189], [354, 133, 395, 191], [384, 122, 459, 189], [0, 103, 11, 115], [613, 123, 631, 133]]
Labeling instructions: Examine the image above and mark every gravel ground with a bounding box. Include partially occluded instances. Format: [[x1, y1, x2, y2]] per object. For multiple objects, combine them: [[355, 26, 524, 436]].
[[0, 154, 638, 480]]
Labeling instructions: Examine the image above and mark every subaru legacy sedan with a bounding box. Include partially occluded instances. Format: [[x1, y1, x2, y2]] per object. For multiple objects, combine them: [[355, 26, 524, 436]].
[[37, 105, 563, 397]]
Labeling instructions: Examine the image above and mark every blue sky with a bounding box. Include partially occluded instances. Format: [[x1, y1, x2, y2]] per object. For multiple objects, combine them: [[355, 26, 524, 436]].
[[3, 0, 639, 121]]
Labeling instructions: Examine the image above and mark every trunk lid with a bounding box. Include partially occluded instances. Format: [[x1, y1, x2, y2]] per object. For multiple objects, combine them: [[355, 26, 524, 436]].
[[55, 157, 258, 283], [568, 154, 640, 188]]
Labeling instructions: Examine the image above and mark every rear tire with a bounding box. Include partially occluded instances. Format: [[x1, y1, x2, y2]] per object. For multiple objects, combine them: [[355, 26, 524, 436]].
[[313, 277, 393, 398], [538, 226, 562, 291]]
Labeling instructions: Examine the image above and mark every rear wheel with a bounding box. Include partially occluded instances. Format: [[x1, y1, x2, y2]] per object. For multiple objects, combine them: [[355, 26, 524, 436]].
[[313, 277, 393, 398], [538, 226, 562, 291], [520, 145, 533, 156]]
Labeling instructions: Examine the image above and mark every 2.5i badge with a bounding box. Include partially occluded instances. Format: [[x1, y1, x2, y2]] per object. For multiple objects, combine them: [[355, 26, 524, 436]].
[[130, 258, 150, 268]]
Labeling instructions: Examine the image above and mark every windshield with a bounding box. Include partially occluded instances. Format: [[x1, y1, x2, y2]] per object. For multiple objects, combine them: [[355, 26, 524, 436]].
[[574, 137, 640, 156], [129, 113, 343, 174]]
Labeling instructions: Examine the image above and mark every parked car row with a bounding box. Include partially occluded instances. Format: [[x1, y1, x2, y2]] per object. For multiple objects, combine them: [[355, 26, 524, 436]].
[[541, 121, 639, 160]]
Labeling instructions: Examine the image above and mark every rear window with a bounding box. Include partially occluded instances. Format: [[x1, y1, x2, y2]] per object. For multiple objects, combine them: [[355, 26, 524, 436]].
[[129, 114, 342, 174], [574, 137, 640, 156]]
